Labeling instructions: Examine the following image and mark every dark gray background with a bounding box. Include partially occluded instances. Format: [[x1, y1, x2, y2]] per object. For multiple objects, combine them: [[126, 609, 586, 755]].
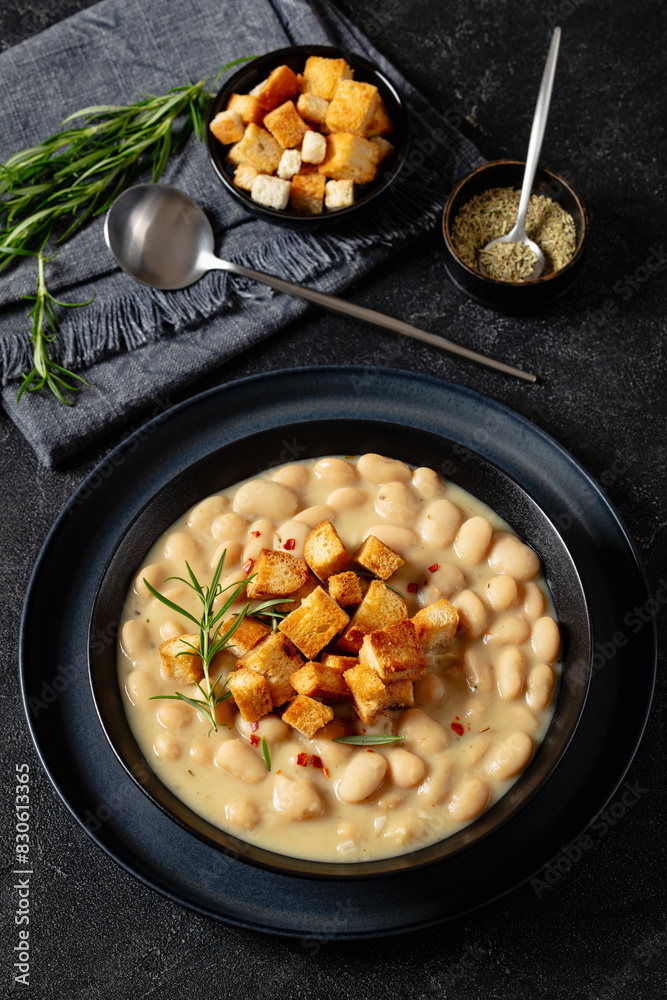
[[1, 1, 665, 998]]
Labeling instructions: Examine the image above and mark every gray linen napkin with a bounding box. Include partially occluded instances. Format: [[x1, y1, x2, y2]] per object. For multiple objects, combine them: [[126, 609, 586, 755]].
[[0, 0, 482, 466]]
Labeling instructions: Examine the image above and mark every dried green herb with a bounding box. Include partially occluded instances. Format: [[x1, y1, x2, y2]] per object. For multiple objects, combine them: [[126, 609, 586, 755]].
[[479, 240, 539, 282], [332, 734, 403, 746]]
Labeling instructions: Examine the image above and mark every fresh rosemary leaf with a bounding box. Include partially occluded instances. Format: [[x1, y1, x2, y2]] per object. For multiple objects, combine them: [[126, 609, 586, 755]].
[[260, 736, 271, 772], [332, 734, 404, 746]]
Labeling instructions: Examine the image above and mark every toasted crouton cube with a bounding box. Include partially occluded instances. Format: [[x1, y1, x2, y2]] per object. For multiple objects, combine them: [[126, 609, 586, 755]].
[[369, 136, 395, 168], [325, 80, 379, 137], [237, 632, 304, 705], [279, 586, 349, 659], [233, 163, 259, 192], [290, 661, 349, 701], [324, 179, 354, 211], [277, 148, 302, 180], [245, 548, 310, 600], [358, 619, 427, 683], [385, 678, 415, 708], [367, 97, 395, 138], [318, 133, 378, 184], [251, 64, 299, 111], [289, 172, 326, 215], [353, 534, 405, 580], [282, 694, 334, 738], [343, 663, 389, 724], [328, 571, 363, 607], [226, 92, 266, 126], [320, 653, 359, 674], [276, 573, 319, 613], [159, 633, 203, 684], [227, 668, 273, 722], [251, 174, 291, 211], [210, 108, 245, 145], [338, 580, 408, 653], [302, 56, 353, 100], [263, 100, 308, 148], [303, 520, 350, 580], [296, 92, 330, 125], [301, 130, 327, 164], [221, 615, 271, 657], [228, 123, 283, 173], [411, 599, 459, 653]]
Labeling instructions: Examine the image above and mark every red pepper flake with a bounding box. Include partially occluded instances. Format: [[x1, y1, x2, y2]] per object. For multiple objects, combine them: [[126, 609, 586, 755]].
[[242, 558, 254, 575], [455, 716, 460, 721], [366, 748, 375, 753], [297, 752, 308, 767], [249, 734, 260, 746], [283, 538, 296, 550], [250, 721, 259, 732], [343, 726, 354, 736], [451, 722, 464, 736], [428, 563, 439, 573], [250, 530, 261, 537], [407, 582, 419, 594], [310, 754, 329, 776]]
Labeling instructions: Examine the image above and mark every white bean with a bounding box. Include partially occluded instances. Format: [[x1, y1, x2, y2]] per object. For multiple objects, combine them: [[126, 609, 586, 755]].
[[463, 648, 493, 693], [235, 713, 289, 743], [387, 748, 426, 788], [163, 531, 201, 564], [412, 466, 445, 499], [374, 481, 422, 525], [134, 562, 165, 599], [495, 646, 527, 699], [273, 773, 323, 819], [187, 495, 228, 533], [313, 720, 353, 765], [242, 518, 275, 561], [452, 590, 487, 638], [531, 617, 561, 662], [233, 480, 298, 521], [212, 512, 248, 541], [421, 498, 462, 546], [327, 487, 367, 509], [153, 732, 180, 760], [381, 815, 415, 845], [294, 505, 335, 527], [160, 619, 184, 641], [484, 614, 531, 647], [225, 798, 260, 830], [484, 574, 518, 611], [526, 663, 556, 710], [337, 751, 387, 802], [211, 540, 243, 568], [414, 673, 446, 708], [273, 520, 310, 559], [484, 731, 533, 779], [366, 524, 419, 554], [189, 740, 213, 765], [460, 734, 491, 766], [271, 464, 310, 491], [157, 702, 193, 732], [214, 739, 266, 783], [430, 563, 466, 598], [357, 453, 412, 483], [488, 532, 540, 581], [398, 709, 449, 753], [523, 581, 546, 618], [417, 760, 452, 805], [455, 516, 493, 563], [313, 457, 357, 485], [448, 776, 490, 821], [511, 705, 540, 731], [120, 619, 149, 659], [125, 669, 151, 705]]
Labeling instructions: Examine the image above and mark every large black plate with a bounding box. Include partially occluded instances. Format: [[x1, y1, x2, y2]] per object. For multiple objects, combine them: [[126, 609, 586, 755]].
[[19, 367, 656, 937]]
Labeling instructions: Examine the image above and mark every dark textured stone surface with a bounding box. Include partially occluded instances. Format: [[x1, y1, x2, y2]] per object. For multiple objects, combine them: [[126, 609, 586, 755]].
[[1, 1, 665, 997]]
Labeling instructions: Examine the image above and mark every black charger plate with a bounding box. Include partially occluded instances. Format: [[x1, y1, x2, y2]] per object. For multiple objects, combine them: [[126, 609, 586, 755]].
[[19, 367, 656, 937]]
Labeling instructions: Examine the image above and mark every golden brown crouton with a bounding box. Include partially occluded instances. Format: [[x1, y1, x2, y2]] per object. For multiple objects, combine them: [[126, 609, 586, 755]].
[[159, 633, 203, 684], [338, 580, 408, 654], [325, 79, 379, 137], [263, 100, 309, 148], [282, 694, 334, 737], [327, 570, 363, 607], [353, 534, 404, 580], [318, 133, 379, 184], [276, 573, 319, 613], [366, 97, 395, 138], [303, 520, 350, 580], [233, 163, 259, 192], [279, 586, 350, 659], [320, 653, 359, 674], [221, 615, 271, 658], [251, 64, 300, 111], [209, 109, 245, 145], [227, 668, 273, 722], [290, 661, 349, 701], [245, 548, 310, 600], [289, 172, 326, 214], [226, 92, 266, 125], [226, 123, 283, 174], [369, 136, 395, 168], [384, 678, 415, 708], [343, 662, 389, 724], [358, 619, 427, 683], [412, 598, 459, 653], [237, 632, 304, 706], [296, 92, 330, 125], [302, 56, 353, 100]]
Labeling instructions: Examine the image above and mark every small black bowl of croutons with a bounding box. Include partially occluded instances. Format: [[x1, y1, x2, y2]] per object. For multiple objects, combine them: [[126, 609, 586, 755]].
[[206, 45, 410, 225]]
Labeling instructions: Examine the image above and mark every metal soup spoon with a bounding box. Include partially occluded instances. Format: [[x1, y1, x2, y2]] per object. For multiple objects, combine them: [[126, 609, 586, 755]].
[[104, 182, 536, 382], [479, 27, 561, 281]]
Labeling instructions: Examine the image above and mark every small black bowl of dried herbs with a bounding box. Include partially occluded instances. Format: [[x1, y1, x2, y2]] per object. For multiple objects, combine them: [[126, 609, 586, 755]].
[[442, 159, 588, 311]]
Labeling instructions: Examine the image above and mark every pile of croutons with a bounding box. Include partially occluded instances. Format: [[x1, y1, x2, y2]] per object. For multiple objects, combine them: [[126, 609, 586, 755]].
[[209, 55, 396, 214], [160, 521, 459, 739]]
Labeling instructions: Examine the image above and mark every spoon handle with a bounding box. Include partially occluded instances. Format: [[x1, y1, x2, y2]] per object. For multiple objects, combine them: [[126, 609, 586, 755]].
[[515, 27, 561, 235], [218, 259, 537, 383]]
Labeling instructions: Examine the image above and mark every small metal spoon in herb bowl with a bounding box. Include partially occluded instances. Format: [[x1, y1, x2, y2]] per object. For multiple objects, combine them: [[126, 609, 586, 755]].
[[479, 27, 561, 281]]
